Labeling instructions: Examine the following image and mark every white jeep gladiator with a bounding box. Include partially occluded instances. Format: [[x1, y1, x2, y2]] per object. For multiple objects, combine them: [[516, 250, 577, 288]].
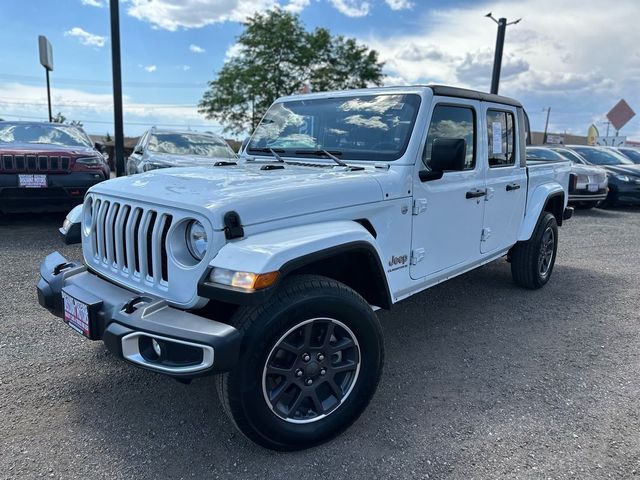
[[38, 85, 572, 450]]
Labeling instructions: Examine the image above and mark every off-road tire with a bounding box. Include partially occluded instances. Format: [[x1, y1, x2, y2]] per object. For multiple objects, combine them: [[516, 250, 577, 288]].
[[511, 212, 558, 289], [216, 274, 384, 451]]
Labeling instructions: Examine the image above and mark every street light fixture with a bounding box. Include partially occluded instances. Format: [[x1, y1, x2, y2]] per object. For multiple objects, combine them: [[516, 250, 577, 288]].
[[485, 13, 521, 95]]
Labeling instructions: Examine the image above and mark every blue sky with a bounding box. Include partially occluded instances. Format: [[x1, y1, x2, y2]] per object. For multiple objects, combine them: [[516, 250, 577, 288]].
[[1, 0, 638, 140]]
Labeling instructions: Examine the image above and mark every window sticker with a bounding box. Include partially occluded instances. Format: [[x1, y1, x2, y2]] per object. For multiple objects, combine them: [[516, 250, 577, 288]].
[[492, 121, 503, 154]]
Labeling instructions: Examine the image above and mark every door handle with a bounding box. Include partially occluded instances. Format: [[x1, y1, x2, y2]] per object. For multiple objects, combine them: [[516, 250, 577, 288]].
[[506, 183, 521, 191], [466, 189, 486, 199]]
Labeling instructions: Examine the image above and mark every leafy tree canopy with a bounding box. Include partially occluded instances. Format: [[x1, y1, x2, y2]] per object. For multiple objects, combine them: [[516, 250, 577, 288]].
[[52, 112, 83, 128], [199, 9, 385, 135]]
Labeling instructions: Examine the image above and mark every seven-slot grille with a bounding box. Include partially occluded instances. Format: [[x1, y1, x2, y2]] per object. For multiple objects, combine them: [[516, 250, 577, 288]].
[[90, 198, 173, 285], [0, 154, 71, 172]]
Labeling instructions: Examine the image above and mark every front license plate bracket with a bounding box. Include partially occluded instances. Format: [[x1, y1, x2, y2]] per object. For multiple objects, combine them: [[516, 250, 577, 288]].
[[61, 285, 103, 340]]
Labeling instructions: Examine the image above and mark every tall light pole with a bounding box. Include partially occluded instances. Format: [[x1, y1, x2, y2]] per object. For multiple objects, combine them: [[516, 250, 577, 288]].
[[543, 107, 551, 144], [38, 36, 54, 122], [485, 13, 521, 95], [110, 0, 125, 177]]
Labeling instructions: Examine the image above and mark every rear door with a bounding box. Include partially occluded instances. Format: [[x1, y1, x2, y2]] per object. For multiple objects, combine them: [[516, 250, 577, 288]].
[[480, 104, 527, 254], [410, 99, 486, 279]]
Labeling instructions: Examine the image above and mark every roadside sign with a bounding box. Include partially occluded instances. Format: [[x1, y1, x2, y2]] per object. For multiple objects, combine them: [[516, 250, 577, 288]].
[[596, 136, 627, 147], [546, 134, 564, 144], [38, 35, 53, 71], [587, 124, 599, 145], [606, 99, 635, 132]]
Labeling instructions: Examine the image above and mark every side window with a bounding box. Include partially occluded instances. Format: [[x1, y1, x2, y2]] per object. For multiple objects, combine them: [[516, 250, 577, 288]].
[[423, 105, 475, 170], [487, 110, 516, 167]]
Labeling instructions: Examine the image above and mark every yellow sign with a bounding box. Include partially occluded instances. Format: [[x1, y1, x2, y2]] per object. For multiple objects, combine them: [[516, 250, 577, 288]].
[[587, 124, 599, 145]]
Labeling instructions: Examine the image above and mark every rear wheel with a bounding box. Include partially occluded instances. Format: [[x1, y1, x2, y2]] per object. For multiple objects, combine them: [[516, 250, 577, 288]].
[[511, 212, 558, 289], [217, 274, 384, 450]]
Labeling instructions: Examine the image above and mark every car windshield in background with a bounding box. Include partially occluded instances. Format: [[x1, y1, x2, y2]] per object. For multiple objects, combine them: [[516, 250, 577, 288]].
[[552, 148, 585, 163], [526, 148, 565, 161], [148, 133, 235, 158], [248, 94, 422, 161], [0, 123, 92, 148], [618, 148, 640, 164], [571, 147, 634, 166]]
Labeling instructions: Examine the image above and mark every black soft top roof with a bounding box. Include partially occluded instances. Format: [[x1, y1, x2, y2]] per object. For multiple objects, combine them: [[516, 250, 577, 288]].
[[429, 85, 522, 108]]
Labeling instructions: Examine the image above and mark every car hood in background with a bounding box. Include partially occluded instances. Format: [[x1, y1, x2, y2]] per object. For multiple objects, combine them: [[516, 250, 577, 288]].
[[0, 142, 98, 155], [146, 152, 235, 167], [571, 163, 606, 176], [600, 164, 640, 176], [90, 162, 386, 230]]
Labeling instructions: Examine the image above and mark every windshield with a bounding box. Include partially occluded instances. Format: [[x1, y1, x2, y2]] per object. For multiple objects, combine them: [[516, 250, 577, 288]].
[[526, 147, 565, 161], [552, 148, 585, 163], [571, 147, 634, 166], [618, 148, 640, 164], [248, 94, 422, 161], [0, 122, 92, 148], [148, 132, 236, 158]]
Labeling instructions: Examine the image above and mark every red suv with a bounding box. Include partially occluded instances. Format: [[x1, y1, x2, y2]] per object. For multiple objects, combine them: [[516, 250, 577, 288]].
[[0, 121, 110, 213]]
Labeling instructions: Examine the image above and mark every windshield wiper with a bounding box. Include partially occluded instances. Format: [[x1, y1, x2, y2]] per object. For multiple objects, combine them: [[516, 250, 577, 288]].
[[294, 149, 347, 167], [247, 147, 285, 162]]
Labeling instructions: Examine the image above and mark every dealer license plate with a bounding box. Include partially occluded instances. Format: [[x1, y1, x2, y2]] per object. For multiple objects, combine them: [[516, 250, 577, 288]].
[[587, 184, 598, 192], [18, 174, 47, 188], [62, 291, 91, 338]]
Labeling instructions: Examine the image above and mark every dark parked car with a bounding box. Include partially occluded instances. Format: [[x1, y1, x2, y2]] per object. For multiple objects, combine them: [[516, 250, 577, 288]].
[[609, 146, 640, 165], [563, 145, 640, 207], [0, 121, 110, 213], [527, 146, 608, 208]]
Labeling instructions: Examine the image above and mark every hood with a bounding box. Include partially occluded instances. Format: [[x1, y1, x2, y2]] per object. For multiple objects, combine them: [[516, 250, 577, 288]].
[[147, 152, 235, 167], [601, 164, 640, 176], [0, 142, 97, 156], [571, 163, 606, 176], [90, 162, 385, 229]]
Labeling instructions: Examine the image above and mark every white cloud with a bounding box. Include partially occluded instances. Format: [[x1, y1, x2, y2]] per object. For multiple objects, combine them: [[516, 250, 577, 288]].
[[384, 0, 412, 10], [182, 65, 191, 71], [328, 0, 370, 17], [143, 65, 157, 72], [283, 0, 310, 13], [126, 0, 278, 31], [189, 44, 205, 53], [64, 27, 107, 47], [80, 0, 104, 7]]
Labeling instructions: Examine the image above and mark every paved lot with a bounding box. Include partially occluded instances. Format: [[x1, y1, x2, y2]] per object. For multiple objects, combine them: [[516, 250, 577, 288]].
[[1, 207, 639, 479]]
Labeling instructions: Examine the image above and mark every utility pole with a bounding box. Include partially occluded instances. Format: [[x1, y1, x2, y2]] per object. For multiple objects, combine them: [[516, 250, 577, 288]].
[[485, 13, 521, 95], [543, 107, 551, 144], [110, 0, 125, 177]]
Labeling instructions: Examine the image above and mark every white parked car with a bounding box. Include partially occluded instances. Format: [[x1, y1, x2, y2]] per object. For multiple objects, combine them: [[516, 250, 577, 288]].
[[40, 85, 572, 451], [126, 128, 237, 175]]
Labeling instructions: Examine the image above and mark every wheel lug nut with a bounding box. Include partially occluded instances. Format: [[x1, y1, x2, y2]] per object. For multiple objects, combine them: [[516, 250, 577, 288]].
[[317, 353, 325, 361], [302, 353, 310, 362], [305, 379, 313, 386], [295, 369, 303, 377], [320, 368, 326, 376]]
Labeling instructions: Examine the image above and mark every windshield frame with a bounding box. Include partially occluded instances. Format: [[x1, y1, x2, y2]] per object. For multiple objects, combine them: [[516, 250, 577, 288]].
[[247, 93, 423, 163]]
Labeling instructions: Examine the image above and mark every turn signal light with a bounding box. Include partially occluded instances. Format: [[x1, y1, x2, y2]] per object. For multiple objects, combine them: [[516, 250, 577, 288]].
[[209, 268, 280, 290]]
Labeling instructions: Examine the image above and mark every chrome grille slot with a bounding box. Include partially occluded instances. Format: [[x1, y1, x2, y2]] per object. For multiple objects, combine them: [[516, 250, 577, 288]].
[[50, 156, 59, 170], [15, 155, 25, 170], [27, 156, 36, 170], [38, 156, 48, 170], [61, 157, 70, 170], [2, 155, 12, 170]]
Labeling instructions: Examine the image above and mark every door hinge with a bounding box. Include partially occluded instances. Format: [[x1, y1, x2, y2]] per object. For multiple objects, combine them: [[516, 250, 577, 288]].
[[412, 198, 427, 215], [410, 248, 425, 265], [481, 228, 492, 242]]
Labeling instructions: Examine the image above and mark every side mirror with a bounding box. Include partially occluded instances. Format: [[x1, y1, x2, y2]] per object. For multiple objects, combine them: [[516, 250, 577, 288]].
[[59, 204, 83, 245], [94, 142, 106, 153], [419, 138, 467, 182], [133, 145, 144, 155]]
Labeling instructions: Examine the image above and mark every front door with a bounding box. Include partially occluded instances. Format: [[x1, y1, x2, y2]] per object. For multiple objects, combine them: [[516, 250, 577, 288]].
[[480, 105, 527, 254], [410, 100, 486, 279]]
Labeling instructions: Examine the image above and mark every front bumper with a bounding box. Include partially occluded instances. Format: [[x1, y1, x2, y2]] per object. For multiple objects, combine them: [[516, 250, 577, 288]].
[[569, 187, 608, 203], [0, 172, 105, 212], [37, 252, 241, 378], [608, 181, 640, 205]]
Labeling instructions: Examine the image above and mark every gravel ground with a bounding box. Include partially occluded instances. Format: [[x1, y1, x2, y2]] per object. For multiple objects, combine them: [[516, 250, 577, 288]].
[[1, 207, 639, 479]]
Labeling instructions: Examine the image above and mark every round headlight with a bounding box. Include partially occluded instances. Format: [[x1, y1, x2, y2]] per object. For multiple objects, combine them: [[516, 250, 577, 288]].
[[82, 197, 93, 236], [186, 220, 208, 260]]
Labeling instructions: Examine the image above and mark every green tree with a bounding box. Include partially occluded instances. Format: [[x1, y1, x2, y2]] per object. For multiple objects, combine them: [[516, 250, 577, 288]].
[[199, 9, 385, 135], [52, 112, 83, 127]]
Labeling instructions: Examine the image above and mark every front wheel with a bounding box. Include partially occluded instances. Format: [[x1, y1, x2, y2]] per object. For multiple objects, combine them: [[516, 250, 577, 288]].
[[216, 274, 384, 450], [510, 212, 558, 289]]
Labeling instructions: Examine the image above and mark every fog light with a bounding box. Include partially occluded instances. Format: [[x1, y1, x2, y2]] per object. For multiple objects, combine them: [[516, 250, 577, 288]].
[[152, 338, 162, 357]]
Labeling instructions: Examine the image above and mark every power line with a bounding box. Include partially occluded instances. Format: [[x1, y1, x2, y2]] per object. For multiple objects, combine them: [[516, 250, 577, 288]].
[[0, 73, 207, 89], [0, 98, 200, 109]]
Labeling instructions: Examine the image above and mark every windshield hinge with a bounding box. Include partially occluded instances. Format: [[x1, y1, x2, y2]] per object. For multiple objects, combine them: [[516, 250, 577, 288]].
[[410, 248, 425, 265], [412, 198, 427, 215], [481, 228, 492, 242], [223, 211, 244, 240]]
